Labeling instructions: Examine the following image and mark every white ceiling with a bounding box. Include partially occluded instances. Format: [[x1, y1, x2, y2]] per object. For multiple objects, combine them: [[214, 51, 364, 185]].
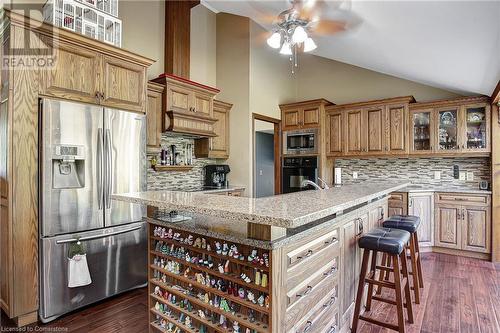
[[203, 0, 500, 96]]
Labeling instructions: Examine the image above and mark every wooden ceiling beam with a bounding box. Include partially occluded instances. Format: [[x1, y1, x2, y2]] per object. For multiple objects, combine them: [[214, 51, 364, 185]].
[[164, 0, 200, 79]]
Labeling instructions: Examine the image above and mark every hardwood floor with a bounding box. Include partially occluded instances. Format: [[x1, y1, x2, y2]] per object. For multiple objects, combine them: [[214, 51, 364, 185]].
[[1, 253, 498, 332], [358, 252, 500, 333]]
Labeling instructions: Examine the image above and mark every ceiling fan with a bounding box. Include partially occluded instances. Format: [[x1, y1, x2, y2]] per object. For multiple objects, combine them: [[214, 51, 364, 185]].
[[261, 0, 360, 72]]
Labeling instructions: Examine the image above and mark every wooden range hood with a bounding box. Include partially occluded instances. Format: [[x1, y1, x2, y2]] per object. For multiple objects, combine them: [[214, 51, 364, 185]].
[[155, 0, 219, 138]]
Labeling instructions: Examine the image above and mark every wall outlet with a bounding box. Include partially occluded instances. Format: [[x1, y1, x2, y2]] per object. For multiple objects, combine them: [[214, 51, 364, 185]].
[[459, 171, 466, 181], [353, 171, 358, 179], [466, 171, 474, 181], [434, 171, 441, 180]]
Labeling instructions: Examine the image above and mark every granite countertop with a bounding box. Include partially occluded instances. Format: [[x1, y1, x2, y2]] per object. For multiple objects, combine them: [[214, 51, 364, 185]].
[[112, 181, 409, 228], [397, 185, 491, 195], [198, 186, 245, 194]]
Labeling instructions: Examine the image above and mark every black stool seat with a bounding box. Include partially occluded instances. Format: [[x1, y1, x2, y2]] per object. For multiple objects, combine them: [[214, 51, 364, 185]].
[[383, 215, 421, 233], [359, 227, 410, 255]]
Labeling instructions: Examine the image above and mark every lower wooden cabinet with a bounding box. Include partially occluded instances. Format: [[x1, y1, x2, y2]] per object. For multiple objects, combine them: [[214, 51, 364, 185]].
[[340, 217, 358, 325], [408, 192, 434, 247], [388, 192, 408, 216], [434, 193, 491, 254]]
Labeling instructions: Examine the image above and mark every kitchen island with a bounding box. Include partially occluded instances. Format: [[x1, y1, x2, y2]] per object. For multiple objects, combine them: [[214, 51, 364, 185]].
[[112, 181, 408, 333]]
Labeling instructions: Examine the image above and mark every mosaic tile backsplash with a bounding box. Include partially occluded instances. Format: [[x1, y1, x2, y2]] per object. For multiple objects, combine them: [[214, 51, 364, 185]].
[[147, 135, 219, 191], [334, 157, 491, 190]]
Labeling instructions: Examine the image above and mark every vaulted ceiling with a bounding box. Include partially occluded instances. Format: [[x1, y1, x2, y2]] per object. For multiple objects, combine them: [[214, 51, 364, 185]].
[[203, 0, 500, 96]]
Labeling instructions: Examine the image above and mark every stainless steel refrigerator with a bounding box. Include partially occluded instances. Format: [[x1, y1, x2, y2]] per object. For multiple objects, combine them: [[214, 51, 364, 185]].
[[39, 98, 147, 323]]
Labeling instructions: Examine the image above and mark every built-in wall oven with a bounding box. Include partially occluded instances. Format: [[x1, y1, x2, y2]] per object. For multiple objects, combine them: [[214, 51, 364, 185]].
[[283, 128, 318, 155], [282, 156, 318, 193]]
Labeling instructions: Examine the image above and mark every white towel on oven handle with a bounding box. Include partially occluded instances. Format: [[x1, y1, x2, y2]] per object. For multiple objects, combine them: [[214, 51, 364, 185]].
[[68, 254, 92, 288]]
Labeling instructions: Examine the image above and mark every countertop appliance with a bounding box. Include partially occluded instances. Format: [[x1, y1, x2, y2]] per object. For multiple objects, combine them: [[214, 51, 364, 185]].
[[203, 164, 230, 188], [282, 156, 318, 193], [283, 128, 318, 155], [39, 98, 147, 322]]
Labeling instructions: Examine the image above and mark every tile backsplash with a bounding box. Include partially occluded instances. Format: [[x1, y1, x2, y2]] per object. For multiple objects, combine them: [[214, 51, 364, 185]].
[[335, 157, 491, 190], [147, 135, 219, 191]]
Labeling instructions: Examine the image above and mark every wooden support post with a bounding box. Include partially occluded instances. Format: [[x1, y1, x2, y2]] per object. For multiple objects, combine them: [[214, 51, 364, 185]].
[[247, 223, 286, 241]]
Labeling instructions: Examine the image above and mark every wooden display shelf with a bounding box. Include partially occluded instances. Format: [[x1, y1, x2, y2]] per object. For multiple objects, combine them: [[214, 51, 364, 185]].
[[153, 165, 193, 172], [150, 235, 270, 273], [150, 250, 270, 294], [150, 265, 270, 315], [151, 308, 198, 333], [151, 279, 270, 333], [151, 294, 228, 333]]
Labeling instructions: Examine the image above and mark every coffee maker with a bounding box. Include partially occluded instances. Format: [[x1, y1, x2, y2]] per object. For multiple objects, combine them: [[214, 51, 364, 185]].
[[203, 164, 230, 188]]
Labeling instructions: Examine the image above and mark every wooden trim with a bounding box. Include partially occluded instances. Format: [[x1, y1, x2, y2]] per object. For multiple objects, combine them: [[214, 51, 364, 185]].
[[431, 246, 491, 260], [326, 96, 415, 111], [491, 102, 500, 262], [252, 113, 282, 196], [3, 9, 155, 67], [154, 73, 219, 93], [279, 98, 334, 110], [409, 95, 490, 109], [491, 80, 500, 103], [153, 165, 193, 172]]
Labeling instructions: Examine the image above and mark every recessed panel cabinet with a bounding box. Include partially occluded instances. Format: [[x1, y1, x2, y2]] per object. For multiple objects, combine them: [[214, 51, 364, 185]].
[[408, 193, 434, 247], [280, 99, 332, 131], [195, 100, 232, 159], [326, 111, 343, 156], [146, 82, 164, 151]]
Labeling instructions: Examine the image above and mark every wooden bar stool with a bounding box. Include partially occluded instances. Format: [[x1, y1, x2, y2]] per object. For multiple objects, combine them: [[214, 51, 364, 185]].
[[379, 215, 424, 304], [352, 227, 414, 333]]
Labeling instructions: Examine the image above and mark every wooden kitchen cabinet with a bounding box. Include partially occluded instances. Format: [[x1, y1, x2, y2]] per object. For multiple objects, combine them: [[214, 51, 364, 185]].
[[280, 99, 333, 131], [409, 108, 435, 154], [100, 55, 147, 112], [408, 192, 434, 247], [195, 99, 232, 159], [146, 82, 164, 151], [165, 81, 192, 113], [388, 192, 408, 216], [365, 107, 385, 155], [340, 217, 358, 325], [193, 91, 213, 115], [39, 38, 102, 105], [40, 39, 148, 113], [386, 104, 408, 154], [325, 110, 343, 156], [344, 109, 364, 155], [435, 193, 491, 253]]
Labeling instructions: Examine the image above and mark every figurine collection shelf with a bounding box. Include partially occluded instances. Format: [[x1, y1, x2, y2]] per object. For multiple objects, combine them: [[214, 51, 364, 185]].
[[149, 222, 272, 333]]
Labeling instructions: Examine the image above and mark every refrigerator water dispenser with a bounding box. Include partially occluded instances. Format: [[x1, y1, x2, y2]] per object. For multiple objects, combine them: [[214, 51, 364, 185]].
[[52, 145, 85, 189]]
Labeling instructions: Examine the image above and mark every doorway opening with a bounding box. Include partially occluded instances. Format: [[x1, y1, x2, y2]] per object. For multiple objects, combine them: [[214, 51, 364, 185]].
[[252, 114, 281, 198]]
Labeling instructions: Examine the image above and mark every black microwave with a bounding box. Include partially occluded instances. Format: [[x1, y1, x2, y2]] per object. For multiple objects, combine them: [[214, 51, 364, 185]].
[[283, 128, 319, 155]]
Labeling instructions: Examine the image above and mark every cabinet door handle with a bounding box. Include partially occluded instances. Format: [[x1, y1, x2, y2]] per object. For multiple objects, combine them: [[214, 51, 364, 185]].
[[323, 295, 337, 308], [326, 325, 337, 333], [324, 237, 338, 245], [323, 265, 338, 277], [95, 91, 101, 103], [409, 198, 413, 207], [302, 321, 313, 333], [296, 285, 313, 298]]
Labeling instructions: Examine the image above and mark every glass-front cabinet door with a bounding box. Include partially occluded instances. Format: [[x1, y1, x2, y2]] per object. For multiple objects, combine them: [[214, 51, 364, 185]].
[[437, 107, 459, 151], [463, 104, 489, 152], [410, 109, 434, 153]]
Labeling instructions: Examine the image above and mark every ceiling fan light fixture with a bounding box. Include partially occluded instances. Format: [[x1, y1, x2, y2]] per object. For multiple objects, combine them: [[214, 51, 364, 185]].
[[266, 32, 281, 49], [303, 37, 317, 52], [292, 25, 308, 43], [280, 41, 292, 55]]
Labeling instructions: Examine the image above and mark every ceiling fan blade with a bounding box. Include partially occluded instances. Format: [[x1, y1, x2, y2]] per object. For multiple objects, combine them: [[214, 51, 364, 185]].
[[310, 19, 346, 35]]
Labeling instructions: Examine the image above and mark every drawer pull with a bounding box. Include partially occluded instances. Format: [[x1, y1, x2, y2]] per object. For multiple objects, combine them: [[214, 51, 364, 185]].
[[323, 265, 338, 277], [327, 325, 337, 333], [302, 321, 313, 333], [455, 197, 467, 201], [296, 286, 313, 298], [324, 237, 338, 245], [297, 249, 314, 261], [323, 296, 337, 308]]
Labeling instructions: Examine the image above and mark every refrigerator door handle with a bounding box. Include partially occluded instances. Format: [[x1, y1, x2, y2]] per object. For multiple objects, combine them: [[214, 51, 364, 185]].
[[97, 128, 104, 210], [55, 225, 142, 244], [105, 128, 112, 209]]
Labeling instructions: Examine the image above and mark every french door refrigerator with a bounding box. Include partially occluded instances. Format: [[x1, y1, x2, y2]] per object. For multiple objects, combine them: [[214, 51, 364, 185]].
[[39, 98, 147, 322]]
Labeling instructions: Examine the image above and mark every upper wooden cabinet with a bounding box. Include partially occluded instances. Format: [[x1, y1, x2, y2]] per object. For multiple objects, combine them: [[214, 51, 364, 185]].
[[409, 96, 491, 156], [39, 39, 150, 113], [280, 99, 333, 131], [146, 82, 164, 152], [152, 74, 219, 137], [195, 100, 232, 159], [326, 96, 413, 157], [326, 111, 343, 156]]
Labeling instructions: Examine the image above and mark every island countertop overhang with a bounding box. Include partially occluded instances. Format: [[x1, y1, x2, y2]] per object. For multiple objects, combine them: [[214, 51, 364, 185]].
[[112, 181, 410, 229]]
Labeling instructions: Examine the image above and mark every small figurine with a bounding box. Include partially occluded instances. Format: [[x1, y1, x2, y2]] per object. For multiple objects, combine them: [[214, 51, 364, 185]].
[[233, 321, 240, 333], [240, 273, 251, 283], [215, 242, 222, 254], [167, 228, 173, 238], [238, 288, 245, 299], [248, 309, 255, 323], [263, 253, 269, 267], [218, 263, 225, 274], [265, 295, 270, 308], [224, 260, 230, 274], [220, 298, 230, 312], [206, 243, 211, 252], [185, 316, 192, 328], [179, 313, 185, 323], [220, 315, 227, 328], [185, 253, 191, 262], [201, 238, 207, 249], [204, 293, 210, 303], [155, 301, 160, 311], [198, 309, 205, 318], [186, 235, 194, 245], [154, 286, 162, 296], [255, 270, 261, 286], [257, 294, 265, 307], [222, 243, 229, 256], [248, 249, 258, 262], [261, 273, 268, 288], [227, 282, 233, 295], [194, 237, 202, 248], [199, 325, 207, 333], [247, 291, 255, 303]]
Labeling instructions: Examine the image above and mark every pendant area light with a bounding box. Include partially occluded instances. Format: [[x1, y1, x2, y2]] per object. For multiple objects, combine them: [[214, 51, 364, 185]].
[[303, 37, 317, 52], [280, 41, 292, 55], [266, 32, 281, 49], [292, 26, 308, 43]]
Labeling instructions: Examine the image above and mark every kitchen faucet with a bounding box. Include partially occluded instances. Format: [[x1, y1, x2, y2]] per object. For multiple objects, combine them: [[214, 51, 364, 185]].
[[301, 178, 330, 190]]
